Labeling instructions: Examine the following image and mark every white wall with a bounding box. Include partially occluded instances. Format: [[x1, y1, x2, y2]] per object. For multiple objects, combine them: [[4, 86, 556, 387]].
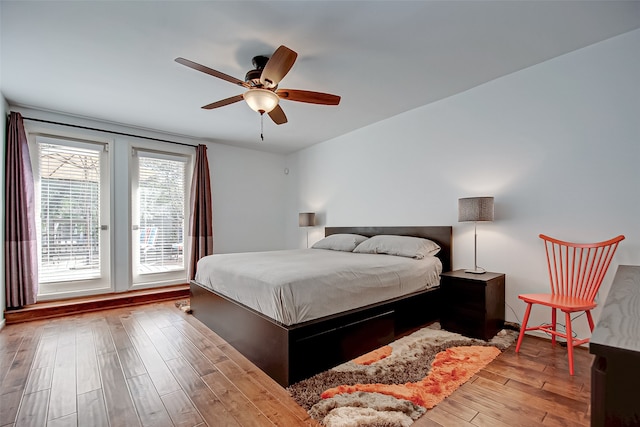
[[207, 142, 288, 254], [286, 29, 640, 339]]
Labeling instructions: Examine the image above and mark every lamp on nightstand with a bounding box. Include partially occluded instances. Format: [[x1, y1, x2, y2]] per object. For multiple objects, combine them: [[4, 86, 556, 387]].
[[299, 212, 316, 248], [458, 197, 494, 274]]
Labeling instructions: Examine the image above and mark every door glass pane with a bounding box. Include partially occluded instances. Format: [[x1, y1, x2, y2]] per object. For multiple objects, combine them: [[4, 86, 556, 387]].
[[38, 142, 101, 282], [137, 155, 185, 275]]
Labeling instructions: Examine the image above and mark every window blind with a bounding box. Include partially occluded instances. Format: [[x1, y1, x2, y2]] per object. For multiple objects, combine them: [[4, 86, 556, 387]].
[[136, 154, 186, 274], [38, 142, 102, 283]]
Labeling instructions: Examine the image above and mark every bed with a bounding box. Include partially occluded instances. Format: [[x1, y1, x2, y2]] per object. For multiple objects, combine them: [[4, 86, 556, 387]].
[[189, 226, 452, 386]]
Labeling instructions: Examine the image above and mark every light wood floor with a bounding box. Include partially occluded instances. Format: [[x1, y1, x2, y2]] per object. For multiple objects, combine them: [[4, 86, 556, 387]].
[[0, 300, 593, 427]]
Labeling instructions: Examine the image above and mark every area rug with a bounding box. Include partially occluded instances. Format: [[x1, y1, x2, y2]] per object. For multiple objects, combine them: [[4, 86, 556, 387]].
[[288, 323, 518, 427]]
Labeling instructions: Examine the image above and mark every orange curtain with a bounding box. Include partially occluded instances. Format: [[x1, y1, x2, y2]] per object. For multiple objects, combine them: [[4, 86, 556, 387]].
[[187, 144, 213, 280], [4, 112, 38, 308]]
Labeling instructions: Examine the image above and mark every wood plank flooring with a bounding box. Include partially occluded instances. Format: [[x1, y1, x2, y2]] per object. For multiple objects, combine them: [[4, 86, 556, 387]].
[[0, 300, 593, 426]]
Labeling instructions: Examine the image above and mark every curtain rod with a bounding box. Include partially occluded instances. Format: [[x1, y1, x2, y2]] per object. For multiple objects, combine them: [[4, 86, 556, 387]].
[[20, 116, 197, 148]]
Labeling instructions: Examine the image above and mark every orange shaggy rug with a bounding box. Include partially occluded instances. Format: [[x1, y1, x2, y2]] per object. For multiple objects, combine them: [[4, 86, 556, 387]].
[[288, 323, 517, 427]]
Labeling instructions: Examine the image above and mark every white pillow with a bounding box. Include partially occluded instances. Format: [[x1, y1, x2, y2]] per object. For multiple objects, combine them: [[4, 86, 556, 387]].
[[311, 234, 369, 252], [353, 235, 440, 259]]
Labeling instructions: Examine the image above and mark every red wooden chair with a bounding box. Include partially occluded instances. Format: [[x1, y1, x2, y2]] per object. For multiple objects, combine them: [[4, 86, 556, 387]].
[[515, 234, 624, 375]]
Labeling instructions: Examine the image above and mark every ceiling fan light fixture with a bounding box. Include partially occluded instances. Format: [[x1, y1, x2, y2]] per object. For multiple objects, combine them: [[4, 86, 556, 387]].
[[243, 89, 279, 113], [176, 45, 340, 127]]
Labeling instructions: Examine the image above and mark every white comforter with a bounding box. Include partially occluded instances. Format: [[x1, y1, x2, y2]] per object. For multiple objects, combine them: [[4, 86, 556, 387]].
[[194, 248, 442, 326]]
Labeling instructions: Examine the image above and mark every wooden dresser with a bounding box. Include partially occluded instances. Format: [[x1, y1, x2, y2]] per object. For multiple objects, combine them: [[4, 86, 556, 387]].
[[590, 265, 640, 427]]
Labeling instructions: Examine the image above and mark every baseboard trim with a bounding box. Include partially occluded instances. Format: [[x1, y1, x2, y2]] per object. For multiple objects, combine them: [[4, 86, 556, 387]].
[[4, 284, 190, 325]]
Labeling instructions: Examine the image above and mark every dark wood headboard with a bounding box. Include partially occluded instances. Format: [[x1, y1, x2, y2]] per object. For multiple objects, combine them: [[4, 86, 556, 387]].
[[325, 226, 453, 273]]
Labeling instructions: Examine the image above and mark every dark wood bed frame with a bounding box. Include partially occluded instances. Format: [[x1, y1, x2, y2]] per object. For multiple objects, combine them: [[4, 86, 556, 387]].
[[189, 226, 452, 387]]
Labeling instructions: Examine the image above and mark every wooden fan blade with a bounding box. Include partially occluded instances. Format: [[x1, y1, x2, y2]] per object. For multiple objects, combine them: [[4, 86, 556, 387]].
[[276, 89, 341, 105], [260, 46, 298, 88], [175, 57, 249, 88], [201, 94, 244, 110], [268, 104, 288, 125]]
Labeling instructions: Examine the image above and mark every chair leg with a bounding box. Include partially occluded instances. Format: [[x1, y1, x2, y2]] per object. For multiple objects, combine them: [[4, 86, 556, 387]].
[[551, 307, 557, 346], [586, 310, 595, 332], [515, 303, 532, 353], [565, 311, 574, 376]]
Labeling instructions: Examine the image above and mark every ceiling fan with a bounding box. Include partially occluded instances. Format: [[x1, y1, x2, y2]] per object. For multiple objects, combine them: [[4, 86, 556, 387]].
[[175, 45, 341, 129]]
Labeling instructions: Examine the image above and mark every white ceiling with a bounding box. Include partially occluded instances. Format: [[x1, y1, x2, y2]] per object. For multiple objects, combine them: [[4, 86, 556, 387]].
[[1, 1, 639, 154]]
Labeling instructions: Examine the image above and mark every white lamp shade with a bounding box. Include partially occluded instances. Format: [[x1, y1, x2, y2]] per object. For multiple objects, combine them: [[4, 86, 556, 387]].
[[458, 197, 494, 222], [243, 89, 279, 113]]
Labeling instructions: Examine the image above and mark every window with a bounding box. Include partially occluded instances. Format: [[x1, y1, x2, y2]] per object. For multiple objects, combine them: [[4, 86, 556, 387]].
[[33, 136, 110, 296], [131, 148, 188, 286]]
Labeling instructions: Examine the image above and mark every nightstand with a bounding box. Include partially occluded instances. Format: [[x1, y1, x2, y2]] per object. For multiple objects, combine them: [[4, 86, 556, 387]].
[[440, 269, 505, 340]]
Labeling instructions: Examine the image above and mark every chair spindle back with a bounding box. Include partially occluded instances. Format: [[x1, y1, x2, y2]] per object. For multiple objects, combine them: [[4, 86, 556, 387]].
[[540, 234, 625, 302]]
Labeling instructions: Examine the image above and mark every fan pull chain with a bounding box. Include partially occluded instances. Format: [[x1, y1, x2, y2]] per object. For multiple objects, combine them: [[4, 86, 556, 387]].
[[260, 112, 265, 141]]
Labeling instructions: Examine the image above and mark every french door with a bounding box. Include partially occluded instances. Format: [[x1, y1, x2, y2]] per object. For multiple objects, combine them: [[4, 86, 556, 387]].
[[131, 147, 189, 286], [31, 135, 192, 296], [33, 135, 111, 297]]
